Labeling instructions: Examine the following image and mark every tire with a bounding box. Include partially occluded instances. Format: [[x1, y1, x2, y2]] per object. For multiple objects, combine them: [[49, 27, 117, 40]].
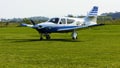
[[72, 37, 77, 40], [40, 37, 43, 40], [46, 35, 51, 40]]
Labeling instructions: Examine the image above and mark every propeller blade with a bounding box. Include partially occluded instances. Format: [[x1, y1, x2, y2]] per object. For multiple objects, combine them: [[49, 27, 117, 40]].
[[30, 20, 36, 25]]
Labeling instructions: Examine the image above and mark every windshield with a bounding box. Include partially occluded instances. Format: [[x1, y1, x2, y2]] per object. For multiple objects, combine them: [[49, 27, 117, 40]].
[[48, 18, 59, 24]]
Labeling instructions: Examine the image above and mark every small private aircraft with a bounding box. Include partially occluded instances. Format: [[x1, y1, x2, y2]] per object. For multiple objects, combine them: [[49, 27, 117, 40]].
[[22, 6, 99, 40]]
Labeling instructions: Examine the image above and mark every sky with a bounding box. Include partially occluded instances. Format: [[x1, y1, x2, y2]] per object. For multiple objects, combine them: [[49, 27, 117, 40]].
[[0, 0, 119, 18]]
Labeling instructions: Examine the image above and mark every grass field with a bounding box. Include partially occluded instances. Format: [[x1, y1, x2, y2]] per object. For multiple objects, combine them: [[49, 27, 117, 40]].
[[0, 25, 120, 68]]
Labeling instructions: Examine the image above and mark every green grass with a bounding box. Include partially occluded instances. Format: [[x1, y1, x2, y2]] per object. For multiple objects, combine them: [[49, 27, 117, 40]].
[[0, 25, 120, 68]]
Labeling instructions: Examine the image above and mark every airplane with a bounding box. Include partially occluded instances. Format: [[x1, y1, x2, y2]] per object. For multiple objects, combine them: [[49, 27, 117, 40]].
[[22, 6, 99, 40]]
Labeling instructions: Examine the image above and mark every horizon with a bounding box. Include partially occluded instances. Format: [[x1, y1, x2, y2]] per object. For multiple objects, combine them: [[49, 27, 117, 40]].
[[0, 0, 119, 19], [0, 11, 119, 19]]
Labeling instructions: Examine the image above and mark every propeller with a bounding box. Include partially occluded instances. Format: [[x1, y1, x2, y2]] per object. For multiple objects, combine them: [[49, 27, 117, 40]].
[[29, 19, 44, 29], [23, 18, 36, 25], [22, 18, 43, 29], [30, 19, 36, 25]]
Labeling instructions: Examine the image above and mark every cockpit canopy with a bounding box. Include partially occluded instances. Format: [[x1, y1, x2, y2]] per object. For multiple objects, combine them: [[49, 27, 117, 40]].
[[48, 17, 75, 24]]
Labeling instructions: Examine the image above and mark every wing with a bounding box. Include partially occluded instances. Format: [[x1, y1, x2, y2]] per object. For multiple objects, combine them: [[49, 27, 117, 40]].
[[21, 23, 34, 27], [57, 26, 84, 32], [57, 24, 103, 32]]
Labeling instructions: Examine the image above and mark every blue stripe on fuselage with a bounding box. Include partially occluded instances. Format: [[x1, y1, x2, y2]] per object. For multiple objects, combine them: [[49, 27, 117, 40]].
[[37, 26, 79, 33]]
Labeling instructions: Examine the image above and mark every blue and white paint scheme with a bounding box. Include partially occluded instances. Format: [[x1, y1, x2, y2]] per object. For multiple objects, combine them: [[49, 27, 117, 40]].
[[22, 6, 99, 40]]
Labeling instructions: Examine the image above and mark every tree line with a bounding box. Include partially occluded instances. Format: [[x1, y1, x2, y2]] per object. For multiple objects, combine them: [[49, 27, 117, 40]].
[[0, 12, 120, 27]]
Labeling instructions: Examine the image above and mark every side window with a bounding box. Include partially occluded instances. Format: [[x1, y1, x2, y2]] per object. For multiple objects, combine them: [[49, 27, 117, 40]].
[[76, 21, 81, 26], [60, 18, 66, 24], [67, 19, 74, 24], [76, 21, 85, 26]]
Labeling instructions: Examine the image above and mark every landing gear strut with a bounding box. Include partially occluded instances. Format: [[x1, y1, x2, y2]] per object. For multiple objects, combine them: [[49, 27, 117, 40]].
[[40, 33, 43, 40], [72, 30, 77, 40]]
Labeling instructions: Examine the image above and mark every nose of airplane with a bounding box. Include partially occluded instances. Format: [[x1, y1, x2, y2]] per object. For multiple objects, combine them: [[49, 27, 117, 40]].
[[32, 22, 56, 29]]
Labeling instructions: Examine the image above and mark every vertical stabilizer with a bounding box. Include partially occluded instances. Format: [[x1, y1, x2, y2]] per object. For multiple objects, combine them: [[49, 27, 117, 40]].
[[85, 6, 98, 25]]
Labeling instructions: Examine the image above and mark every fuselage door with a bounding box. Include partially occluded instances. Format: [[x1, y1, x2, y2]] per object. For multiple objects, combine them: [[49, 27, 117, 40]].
[[59, 18, 67, 25]]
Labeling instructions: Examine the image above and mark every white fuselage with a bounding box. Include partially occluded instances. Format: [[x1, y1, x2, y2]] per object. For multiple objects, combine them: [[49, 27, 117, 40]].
[[34, 17, 97, 33]]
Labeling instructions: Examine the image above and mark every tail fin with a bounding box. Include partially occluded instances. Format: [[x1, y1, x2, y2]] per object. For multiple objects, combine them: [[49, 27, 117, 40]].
[[85, 6, 98, 25], [88, 6, 98, 17]]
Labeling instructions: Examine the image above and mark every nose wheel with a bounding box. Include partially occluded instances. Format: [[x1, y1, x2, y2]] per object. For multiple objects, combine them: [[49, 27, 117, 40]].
[[72, 30, 78, 40], [40, 33, 51, 40], [45, 34, 51, 40]]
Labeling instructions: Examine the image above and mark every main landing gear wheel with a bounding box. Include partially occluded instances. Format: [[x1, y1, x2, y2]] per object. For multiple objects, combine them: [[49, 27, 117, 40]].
[[72, 30, 78, 40]]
